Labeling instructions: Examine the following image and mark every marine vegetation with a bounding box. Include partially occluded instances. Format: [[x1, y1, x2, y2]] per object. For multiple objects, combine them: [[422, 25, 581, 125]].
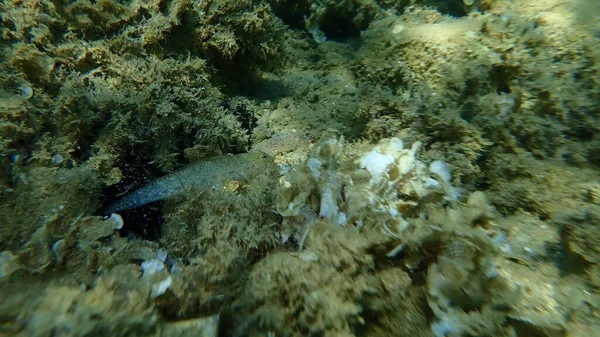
[[1, 0, 599, 336]]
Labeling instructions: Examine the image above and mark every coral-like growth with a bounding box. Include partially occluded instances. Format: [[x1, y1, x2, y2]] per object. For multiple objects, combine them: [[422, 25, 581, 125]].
[[277, 132, 457, 242]]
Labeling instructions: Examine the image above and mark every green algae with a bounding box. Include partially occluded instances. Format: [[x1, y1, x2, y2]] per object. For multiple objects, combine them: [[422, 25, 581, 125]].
[[0, 0, 599, 336]]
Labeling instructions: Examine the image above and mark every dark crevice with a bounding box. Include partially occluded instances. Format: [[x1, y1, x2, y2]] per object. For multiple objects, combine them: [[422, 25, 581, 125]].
[[99, 157, 166, 241]]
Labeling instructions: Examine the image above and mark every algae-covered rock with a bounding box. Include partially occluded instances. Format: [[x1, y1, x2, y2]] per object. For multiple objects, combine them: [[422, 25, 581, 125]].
[[426, 228, 519, 337], [229, 223, 382, 337], [26, 270, 158, 337], [0, 0, 599, 336]]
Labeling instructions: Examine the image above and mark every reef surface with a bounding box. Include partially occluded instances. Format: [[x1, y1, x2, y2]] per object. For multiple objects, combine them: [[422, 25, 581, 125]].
[[0, 0, 599, 336]]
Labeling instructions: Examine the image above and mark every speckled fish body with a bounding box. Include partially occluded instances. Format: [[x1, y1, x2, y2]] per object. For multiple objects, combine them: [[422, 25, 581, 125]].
[[104, 151, 272, 214]]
